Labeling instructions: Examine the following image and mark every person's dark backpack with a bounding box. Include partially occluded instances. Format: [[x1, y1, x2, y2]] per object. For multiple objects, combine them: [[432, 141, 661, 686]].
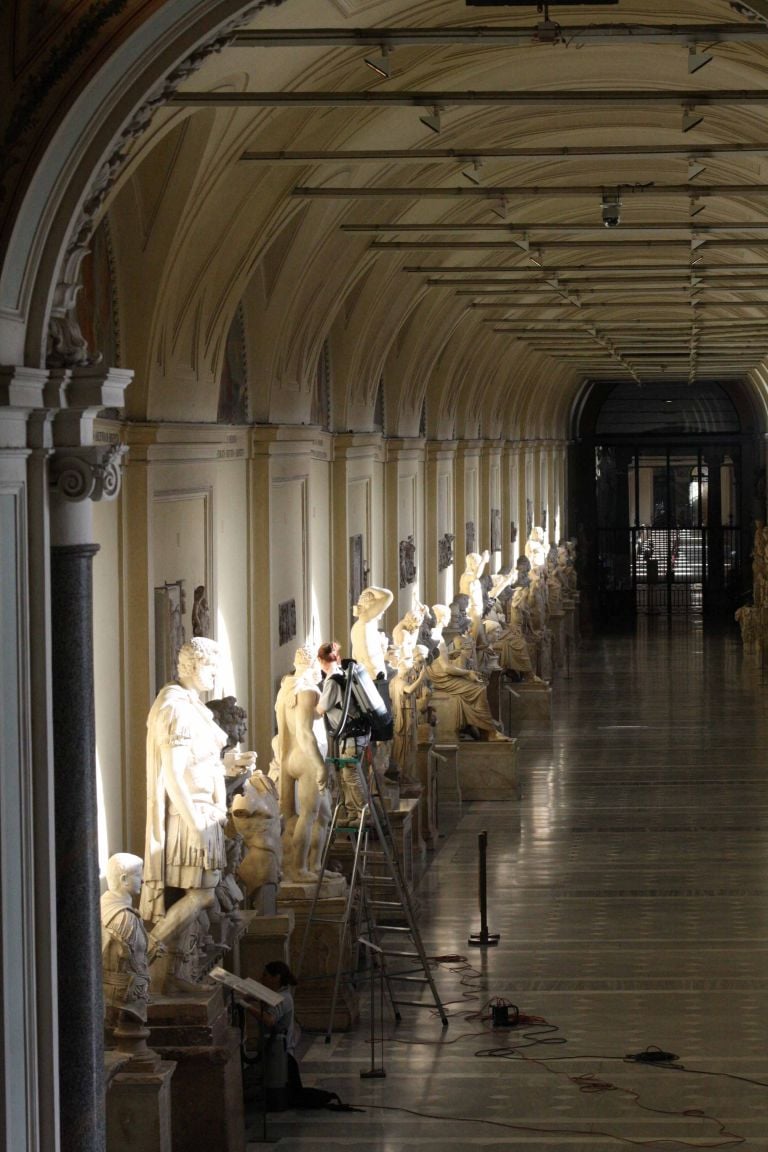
[[332, 660, 393, 743]]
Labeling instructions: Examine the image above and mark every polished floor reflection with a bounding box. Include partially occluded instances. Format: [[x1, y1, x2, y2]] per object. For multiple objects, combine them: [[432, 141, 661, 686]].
[[250, 621, 768, 1150]]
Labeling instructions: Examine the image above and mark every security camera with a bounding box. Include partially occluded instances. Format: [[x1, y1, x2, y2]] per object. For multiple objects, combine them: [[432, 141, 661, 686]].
[[601, 191, 622, 229]]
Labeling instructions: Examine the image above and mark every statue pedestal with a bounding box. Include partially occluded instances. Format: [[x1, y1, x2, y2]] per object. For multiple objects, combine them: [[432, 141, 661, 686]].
[[386, 798, 423, 892], [278, 885, 359, 1032], [416, 742, 439, 849], [431, 692, 462, 744], [107, 1058, 176, 1152], [238, 910, 294, 981], [537, 632, 553, 681], [486, 670, 506, 725], [549, 611, 565, 669], [146, 988, 244, 1152], [457, 740, 519, 801], [504, 681, 552, 733]]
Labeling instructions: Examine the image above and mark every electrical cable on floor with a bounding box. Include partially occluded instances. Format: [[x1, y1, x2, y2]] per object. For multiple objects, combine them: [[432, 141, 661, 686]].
[[364, 1101, 746, 1149], [365, 954, 751, 1146]]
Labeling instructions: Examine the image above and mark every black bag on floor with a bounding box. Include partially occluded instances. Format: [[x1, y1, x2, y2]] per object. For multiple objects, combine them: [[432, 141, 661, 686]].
[[286, 1054, 359, 1112]]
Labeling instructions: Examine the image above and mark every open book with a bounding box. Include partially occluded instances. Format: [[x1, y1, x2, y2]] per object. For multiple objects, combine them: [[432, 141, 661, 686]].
[[208, 966, 284, 1007]]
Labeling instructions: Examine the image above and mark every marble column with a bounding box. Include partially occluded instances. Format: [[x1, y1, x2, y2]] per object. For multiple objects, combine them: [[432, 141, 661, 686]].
[[51, 534, 104, 1152]]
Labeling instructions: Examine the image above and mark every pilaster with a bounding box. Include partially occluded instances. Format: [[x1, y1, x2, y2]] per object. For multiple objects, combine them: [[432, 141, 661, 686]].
[[47, 366, 131, 1152]]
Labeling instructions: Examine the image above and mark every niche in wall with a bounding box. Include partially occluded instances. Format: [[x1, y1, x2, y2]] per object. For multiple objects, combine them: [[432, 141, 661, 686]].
[[153, 489, 212, 690]]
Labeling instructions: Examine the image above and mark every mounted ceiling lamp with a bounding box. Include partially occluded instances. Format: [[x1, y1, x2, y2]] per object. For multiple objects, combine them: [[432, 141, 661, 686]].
[[462, 158, 484, 184], [364, 45, 392, 78], [419, 106, 442, 133], [601, 188, 622, 228]]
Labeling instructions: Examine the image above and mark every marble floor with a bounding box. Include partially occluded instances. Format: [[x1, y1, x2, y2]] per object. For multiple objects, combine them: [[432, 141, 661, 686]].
[[249, 620, 768, 1150]]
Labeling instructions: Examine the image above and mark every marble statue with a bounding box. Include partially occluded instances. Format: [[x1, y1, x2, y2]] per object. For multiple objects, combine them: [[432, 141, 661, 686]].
[[428, 604, 510, 741], [273, 645, 327, 882], [459, 550, 490, 630], [102, 853, 157, 1025], [231, 769, 283, 910], [351, 585, 394, 680], [206, 694, 257, 777], [525, 526, 547, 570], [141, 636, 230, 993], [488, 589, 540, 680]]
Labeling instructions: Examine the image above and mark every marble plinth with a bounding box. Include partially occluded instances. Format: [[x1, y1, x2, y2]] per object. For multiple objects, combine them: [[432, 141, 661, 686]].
[[430, 692, 462, 744], [146, 988, 244, 1152], [279, 872, 346, 902], [456, 739, 520, 801], [486, 670, 506, 725], [278, 893, 359, 1032], [238, 911, 294, 983], [549, 611, 565, 669], [107, 1060, 176, 1152], [504, 681, 552, 732], [415, 743, 439, 849]]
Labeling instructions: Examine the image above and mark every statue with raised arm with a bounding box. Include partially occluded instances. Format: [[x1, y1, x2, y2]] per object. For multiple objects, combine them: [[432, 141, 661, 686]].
[[273, 645, 327, 883], [141, 637, 230, 993], [351, 585, 394, 680]]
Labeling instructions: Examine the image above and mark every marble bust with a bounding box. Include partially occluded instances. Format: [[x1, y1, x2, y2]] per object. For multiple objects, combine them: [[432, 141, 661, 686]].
[[141, 636, 230, 993], [101, 853, 155, 1025]]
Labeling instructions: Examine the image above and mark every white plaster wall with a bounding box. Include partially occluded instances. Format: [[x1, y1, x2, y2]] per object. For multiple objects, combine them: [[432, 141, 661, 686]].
[[308, 456, 332, 652], [149, 457, 250, 703]]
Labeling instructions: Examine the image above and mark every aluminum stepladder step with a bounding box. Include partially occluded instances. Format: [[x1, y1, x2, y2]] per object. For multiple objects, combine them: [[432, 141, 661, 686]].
[[297, 742, 449, 1043]]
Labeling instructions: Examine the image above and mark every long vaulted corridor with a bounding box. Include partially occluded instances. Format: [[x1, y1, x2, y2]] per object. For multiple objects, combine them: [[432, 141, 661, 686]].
[[264, 624, 768, 1150]]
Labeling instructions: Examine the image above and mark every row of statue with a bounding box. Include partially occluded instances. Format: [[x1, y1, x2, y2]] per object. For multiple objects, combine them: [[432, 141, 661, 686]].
[[736, 522, 768, 650], [102, 528, 579, 1039]]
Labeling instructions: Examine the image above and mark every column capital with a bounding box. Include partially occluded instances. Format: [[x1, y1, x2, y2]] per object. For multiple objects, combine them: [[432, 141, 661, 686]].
[[50, 442, 129, 503]]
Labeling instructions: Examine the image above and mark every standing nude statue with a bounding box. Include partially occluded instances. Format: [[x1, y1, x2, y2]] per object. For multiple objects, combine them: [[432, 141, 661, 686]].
[[273, 645, 328, 882]]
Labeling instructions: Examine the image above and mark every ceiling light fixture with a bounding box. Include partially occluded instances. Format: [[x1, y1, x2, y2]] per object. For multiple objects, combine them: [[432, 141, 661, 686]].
[[601, 189, 622, 228], [419, 106, 442, 134], [463, 158, 484, 185], [364, 45, 392, 78]]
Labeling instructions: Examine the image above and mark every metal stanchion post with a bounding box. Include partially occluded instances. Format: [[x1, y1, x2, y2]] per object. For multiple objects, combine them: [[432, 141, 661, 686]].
[[468, 831, 500, 947]]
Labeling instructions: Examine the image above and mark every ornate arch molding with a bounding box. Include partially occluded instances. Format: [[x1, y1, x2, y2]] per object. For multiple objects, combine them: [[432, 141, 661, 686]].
[[0, 0, 286, 369]]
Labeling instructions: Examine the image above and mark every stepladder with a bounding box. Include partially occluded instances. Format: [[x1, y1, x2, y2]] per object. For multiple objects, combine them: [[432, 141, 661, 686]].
[[297, 741, 449, 1043]]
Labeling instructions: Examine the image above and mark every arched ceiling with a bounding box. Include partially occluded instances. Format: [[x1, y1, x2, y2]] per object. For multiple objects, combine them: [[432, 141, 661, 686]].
[[103, 0, 768, 437]]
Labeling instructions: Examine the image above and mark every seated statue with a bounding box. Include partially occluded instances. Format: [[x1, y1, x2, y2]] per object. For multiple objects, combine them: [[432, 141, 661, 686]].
[[102, 853, 157, 1027], [428, 605, 510, 741], [487, 589, 540, 680], [273, 646, 328, 883], [141, 637, 231, 993]]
